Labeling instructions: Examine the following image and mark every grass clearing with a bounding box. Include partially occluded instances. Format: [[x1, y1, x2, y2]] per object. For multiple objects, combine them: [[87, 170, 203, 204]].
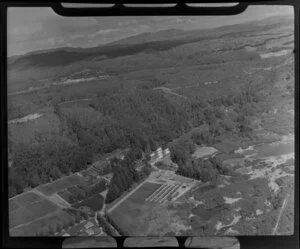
[[108, 181, 162, 235], [10, 209, 74, 236], [10, 191, 43, 205], [26, 200, 59, 217], [9, 199, 21, 212], [10, 208, 36, 228], [9, 192, 60, 229]]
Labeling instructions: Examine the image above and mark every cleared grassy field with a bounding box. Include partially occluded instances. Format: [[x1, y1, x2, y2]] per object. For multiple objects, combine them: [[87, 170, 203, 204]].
[[9, 192, 60, 230], [8, 108, 60, 146], [37, 174, 88, 196], [10, 208, 36, 228], [9, 192, 42, 206], [108, 181, 162, 235], [10, 209, 74, 236]]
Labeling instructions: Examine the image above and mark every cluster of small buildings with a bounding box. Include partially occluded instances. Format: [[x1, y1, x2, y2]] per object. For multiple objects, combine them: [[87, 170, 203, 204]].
[[192, 146, 219, 160], [78, 149, 128, 182], [60, 219, 106, 237], [150, 147, 171, 164]]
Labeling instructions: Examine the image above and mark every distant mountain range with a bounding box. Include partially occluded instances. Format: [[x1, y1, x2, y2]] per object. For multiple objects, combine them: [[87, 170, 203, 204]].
[[8, 14, 292, 70]]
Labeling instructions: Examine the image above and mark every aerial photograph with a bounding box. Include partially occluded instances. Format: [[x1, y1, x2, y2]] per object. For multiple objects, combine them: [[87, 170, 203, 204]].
[[7, 5, 294, 237]]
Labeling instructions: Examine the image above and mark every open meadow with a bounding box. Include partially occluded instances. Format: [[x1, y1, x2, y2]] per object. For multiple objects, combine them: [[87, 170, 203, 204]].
[[9, 192, 74, 236], [108, 181, 162, 235]]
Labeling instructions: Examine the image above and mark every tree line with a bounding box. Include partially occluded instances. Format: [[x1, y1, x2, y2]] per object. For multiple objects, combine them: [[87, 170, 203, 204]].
[[176, 156, 230, 183], [9, 138, 92, 197], [105, 156, 141, 204]]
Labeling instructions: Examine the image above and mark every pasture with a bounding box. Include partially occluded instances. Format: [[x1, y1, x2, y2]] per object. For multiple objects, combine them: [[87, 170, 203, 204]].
[[37, 174, 88, 196], [9, 192, 59, 228], [10, 209, 75, 236], [9, 191, 42, 207], [108, 181, 162, 235]]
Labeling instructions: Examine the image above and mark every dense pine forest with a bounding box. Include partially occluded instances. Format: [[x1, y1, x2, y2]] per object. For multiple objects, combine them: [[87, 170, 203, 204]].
[[8, 84, 263, 198]]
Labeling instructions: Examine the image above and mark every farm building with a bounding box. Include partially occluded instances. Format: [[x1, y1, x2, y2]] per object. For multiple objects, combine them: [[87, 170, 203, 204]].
[[157, 147, 163, 159], [192, 146, 218, 160], [84, 221, 94, 229], [59, 219, 102, 236], [102, 173, 113, 182], [164, 148, 171, 156], [150, 147, 171, 164]]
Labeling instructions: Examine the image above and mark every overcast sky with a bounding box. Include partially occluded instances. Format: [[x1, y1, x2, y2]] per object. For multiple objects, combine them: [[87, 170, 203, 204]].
[[7, 5, 293, 56]]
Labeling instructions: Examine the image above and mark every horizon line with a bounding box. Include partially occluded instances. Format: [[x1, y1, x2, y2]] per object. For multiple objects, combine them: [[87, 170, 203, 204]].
[[8, 13, 292, 58]]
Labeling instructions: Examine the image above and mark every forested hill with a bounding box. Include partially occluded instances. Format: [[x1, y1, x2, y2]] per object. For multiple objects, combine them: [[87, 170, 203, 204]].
[[9, 84, 262, 197], [8, 14, 292, 70]]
